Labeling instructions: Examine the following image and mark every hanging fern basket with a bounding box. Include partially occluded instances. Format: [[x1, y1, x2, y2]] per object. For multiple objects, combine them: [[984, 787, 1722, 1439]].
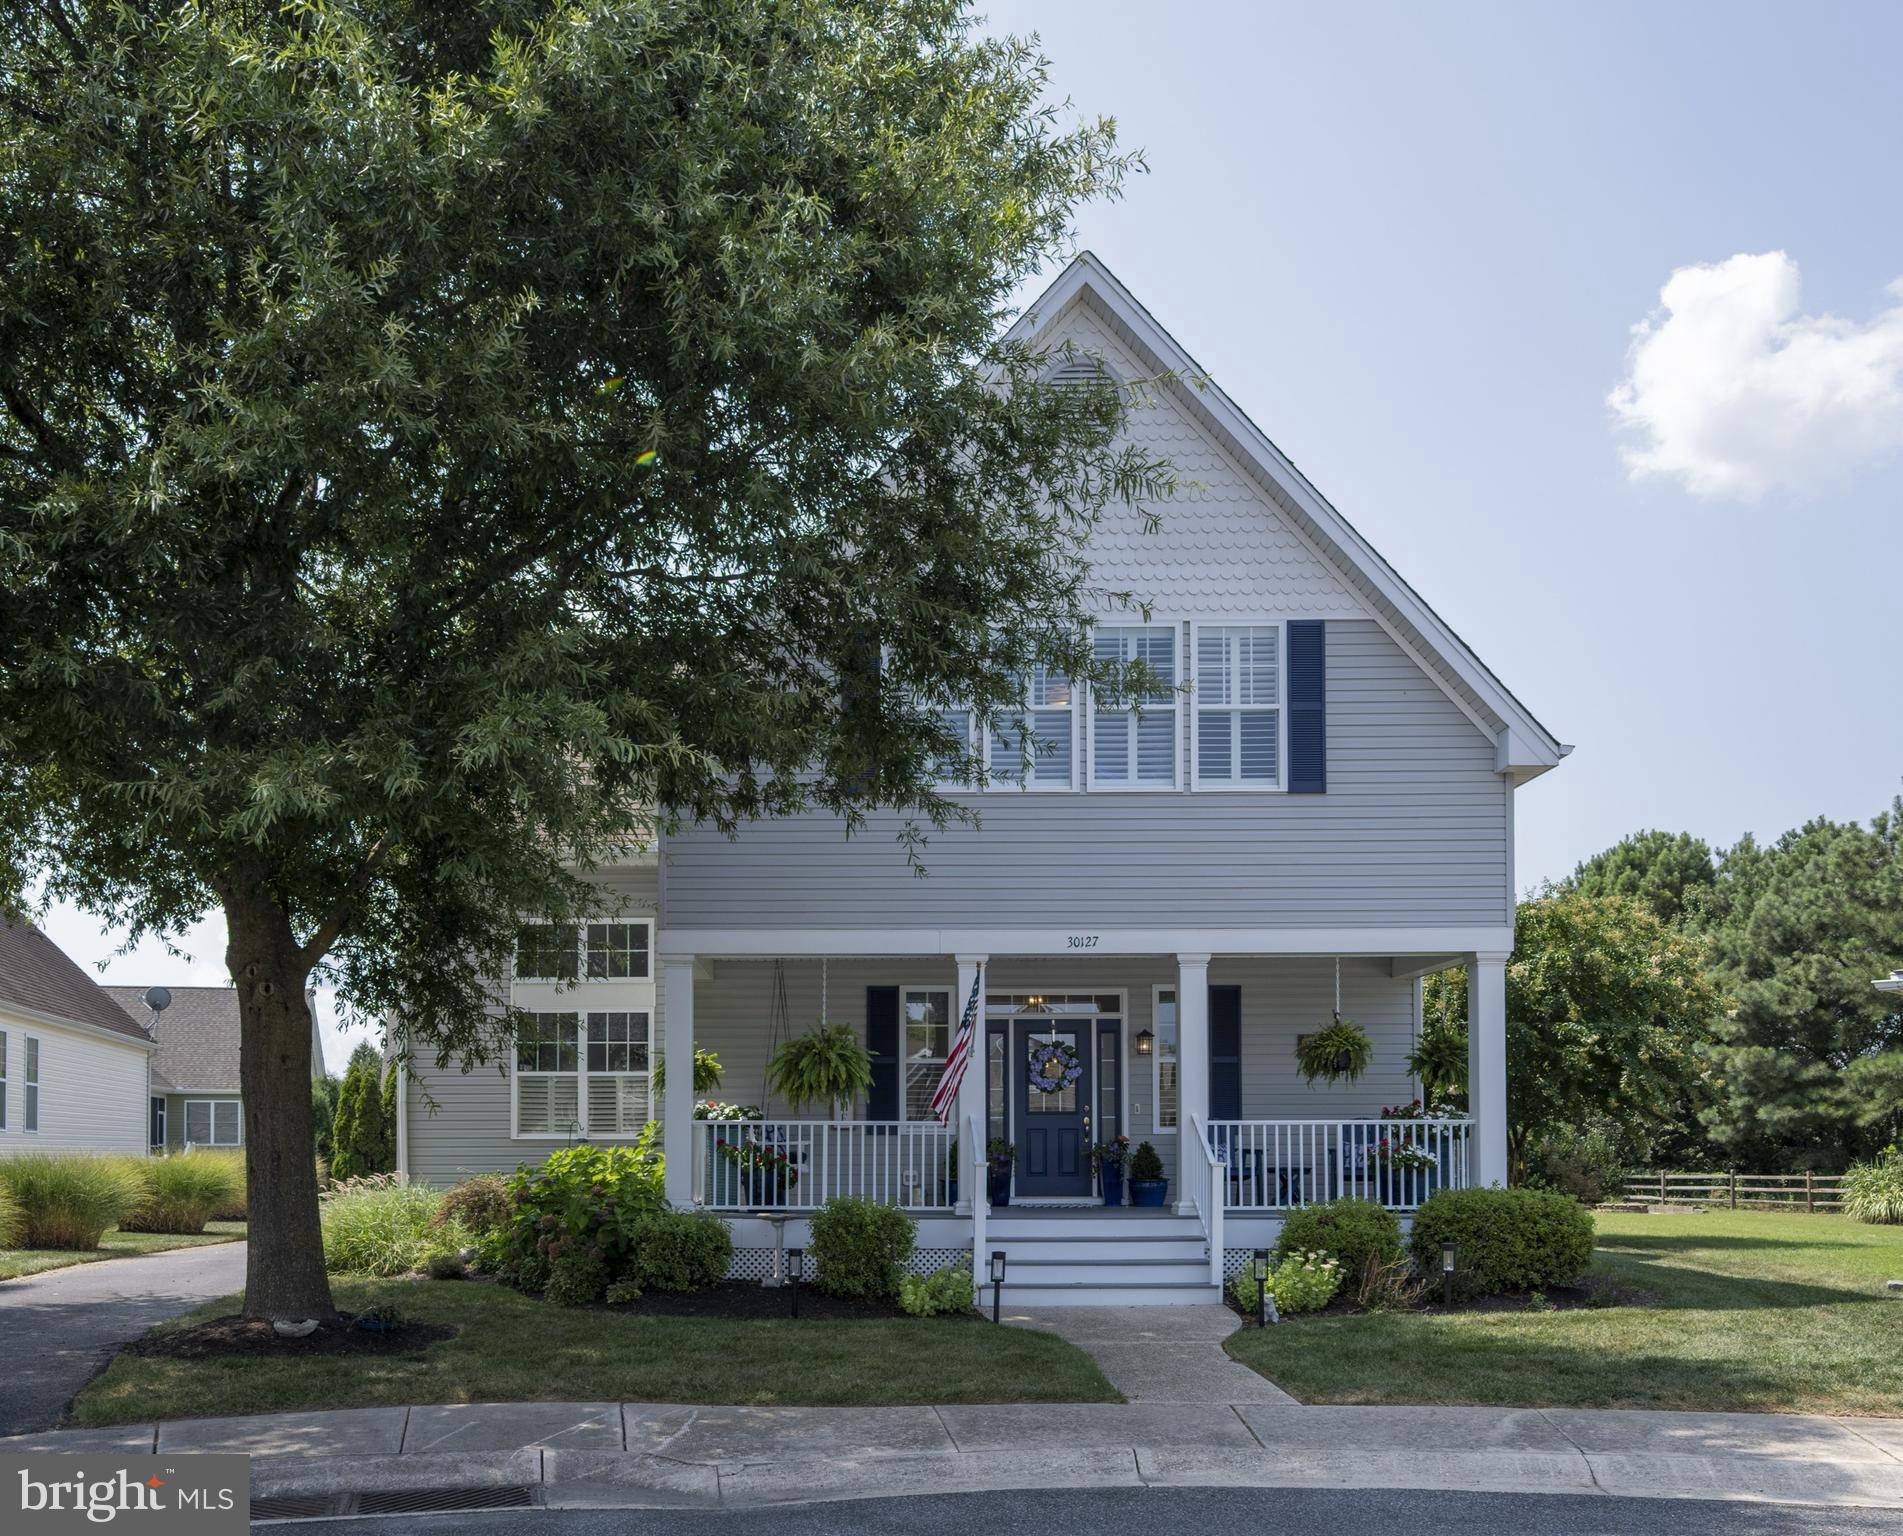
[[1296, 1015, 1373, 1086]]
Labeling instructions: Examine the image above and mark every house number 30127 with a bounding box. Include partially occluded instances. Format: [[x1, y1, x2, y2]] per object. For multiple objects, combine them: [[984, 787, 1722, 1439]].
[[1066, 934, 1101, 949]]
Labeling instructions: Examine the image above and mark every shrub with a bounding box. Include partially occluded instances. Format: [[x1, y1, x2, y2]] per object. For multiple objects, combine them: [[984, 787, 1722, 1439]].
[[1230, 1251, 1343, 1315], [120, 1153, 244, 1235], [623, 1210, 732, 1292], [0, 1153, 145, 1249], [604, 1278, 644, 1305], [1409, 1186, 1595, 1299], [899, 1265, 976, 1317], [195, 1150, 248, 1221], [425, 1249, 466, 1280], [320, 1174, 454, 1275], [1842, 1150, 1903, 1225], [505, 1133, 664, 1277], [1274, 1198, 1402, 1281], [438, 1174, 512, 1269], [1529, 1125, 1630, 1206], [808, 1197, 916, 1297], [1127, 1141, 1164, 1182], [546, 1248, 609, 1306]]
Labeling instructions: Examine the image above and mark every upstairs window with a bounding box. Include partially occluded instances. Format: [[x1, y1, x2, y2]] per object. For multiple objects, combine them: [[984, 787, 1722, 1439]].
[[1090, 625, 1180, 789], [516, 923, 580, 981], [1194, 624, 1282, 788], [988, 665, 1076, 790], [585, 923, 649, 979], [516, 921, 651, 982]]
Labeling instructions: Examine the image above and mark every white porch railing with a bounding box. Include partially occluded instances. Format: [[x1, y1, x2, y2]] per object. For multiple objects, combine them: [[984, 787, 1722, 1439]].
[[1207, 1118, 1473, 1212], [967, 1112, 988, 1297], [1187, 1112, 1225, 1286], [697, 1120, 958, 1211]]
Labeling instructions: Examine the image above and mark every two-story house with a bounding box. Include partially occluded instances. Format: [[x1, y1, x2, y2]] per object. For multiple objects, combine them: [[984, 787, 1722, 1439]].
[[400, 253, 1567, 1305]]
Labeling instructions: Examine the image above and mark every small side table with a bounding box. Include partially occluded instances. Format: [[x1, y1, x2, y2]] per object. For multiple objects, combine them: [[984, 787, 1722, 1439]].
[[754, 1211, 791, 1288]]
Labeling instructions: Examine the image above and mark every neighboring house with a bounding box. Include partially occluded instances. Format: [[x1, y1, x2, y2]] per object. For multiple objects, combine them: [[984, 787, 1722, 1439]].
[[402, 253, 1570, 1303], [106, 986, 326, 1152], [0, 920, 156, 1156]]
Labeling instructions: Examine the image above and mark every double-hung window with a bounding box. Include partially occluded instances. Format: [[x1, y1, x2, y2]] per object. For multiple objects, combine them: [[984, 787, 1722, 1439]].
[[1194, 623, 1282, 788], [23, 1036, 38, 1133], [184, 1098, 241, 1147], [1090, 625, 1180, 789], [584, 1010, 652, 1134], [515, 1012, 581, 1135], [902, 989, 951, 1122], [512, 918, 655, 1138], [929, 704, 975, 788], [989, 665, 1076, 789]]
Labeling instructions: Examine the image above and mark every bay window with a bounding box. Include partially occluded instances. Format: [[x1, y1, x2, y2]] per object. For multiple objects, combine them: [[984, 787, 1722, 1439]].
[[1194, 623, 1282, 788], [1090, 625, 1180, 789]]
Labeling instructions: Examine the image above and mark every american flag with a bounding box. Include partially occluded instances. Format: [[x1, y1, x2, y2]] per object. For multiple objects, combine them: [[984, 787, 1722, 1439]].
[[930, 965, 983, 1125]]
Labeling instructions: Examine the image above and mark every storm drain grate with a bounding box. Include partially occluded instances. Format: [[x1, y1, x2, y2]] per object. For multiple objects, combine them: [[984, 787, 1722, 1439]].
[[250, 1485, 538, 1522]]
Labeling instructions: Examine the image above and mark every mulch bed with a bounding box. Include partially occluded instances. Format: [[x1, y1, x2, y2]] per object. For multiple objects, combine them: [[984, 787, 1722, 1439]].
[[126, 1314, 460, 1361], [609, 1279, 916, 1321], [1227, 1271, 1657, 1326]]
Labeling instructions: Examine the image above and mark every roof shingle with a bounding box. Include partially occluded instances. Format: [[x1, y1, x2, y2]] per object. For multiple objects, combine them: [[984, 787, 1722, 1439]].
[[0, 921, 157, 1044]]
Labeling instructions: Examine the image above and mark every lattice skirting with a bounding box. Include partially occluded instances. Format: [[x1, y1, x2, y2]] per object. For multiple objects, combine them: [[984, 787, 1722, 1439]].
[[727, 1246, 969, 1281]]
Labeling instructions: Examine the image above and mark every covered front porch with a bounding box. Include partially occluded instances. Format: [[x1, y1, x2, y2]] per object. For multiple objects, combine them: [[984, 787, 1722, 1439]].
[[658, 933, 1508, 1299]]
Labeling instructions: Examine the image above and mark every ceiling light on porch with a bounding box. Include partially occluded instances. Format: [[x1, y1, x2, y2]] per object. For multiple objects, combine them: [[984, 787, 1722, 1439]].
[[1024, 994, 1047, 1012], [1134, 1028, 1154, 1057]]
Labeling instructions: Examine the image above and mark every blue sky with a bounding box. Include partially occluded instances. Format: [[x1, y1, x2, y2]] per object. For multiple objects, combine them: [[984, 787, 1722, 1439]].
[[43, 2, 1903, 1071]]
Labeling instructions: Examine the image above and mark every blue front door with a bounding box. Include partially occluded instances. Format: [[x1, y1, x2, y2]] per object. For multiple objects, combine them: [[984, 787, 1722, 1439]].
[[1014, 1021, 1093, 1197]]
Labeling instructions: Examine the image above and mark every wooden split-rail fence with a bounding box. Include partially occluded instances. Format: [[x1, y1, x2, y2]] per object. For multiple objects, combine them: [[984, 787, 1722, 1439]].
[[1623, 1170, 1843, 1212]]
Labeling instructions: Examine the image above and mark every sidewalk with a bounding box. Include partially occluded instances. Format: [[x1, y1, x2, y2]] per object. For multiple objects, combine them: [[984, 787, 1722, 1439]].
[[7, 1401, 1902, 1511]]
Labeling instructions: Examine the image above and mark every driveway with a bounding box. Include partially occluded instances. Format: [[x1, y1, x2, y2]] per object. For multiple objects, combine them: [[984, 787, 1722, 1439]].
[[0, 1240, 246, 1434]]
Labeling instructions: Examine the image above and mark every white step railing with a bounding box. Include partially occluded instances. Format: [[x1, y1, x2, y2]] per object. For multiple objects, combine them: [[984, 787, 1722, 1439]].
[[699, 1119, 958, 1211], [1188, 1112, 1225, 1286], [1207, 1118, 1473, 1211]]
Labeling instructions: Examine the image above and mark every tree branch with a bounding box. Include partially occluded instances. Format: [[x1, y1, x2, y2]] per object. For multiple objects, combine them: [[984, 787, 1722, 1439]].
[[296, 833, 392, 969], [0, 377, 76, 470]]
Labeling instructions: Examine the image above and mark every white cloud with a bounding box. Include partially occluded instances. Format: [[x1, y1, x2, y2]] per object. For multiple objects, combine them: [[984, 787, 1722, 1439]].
[[1608, 251, 1903, 500]]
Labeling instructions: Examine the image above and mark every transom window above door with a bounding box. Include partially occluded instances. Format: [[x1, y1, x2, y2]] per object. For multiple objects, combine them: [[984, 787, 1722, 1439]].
[[987, 992, 1122, 1017], [1090, 624, 1180, 790]]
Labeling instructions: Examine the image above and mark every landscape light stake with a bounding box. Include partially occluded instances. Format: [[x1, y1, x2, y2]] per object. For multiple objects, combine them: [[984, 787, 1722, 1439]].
[[788, 1247, 803, 1319], [990, 1250, 1006, 1324], [1442, 1239, 1458, 1308], [1253, 1248, 1272, 1327]]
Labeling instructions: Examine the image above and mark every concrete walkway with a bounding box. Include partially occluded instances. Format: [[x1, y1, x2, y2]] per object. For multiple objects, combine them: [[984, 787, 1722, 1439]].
[[6, 1402, 1901, 1511], [0, 1239, 248, 1436], [1005, 1304, 1297, 1404]]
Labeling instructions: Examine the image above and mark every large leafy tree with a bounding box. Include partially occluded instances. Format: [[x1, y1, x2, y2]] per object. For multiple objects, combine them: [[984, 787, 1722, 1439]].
[[1692, 804, 1903, 1169], [0, 1, 1165, 1318], [1563, 829, 1717, 926], [1423, 890, 1722, 1181]]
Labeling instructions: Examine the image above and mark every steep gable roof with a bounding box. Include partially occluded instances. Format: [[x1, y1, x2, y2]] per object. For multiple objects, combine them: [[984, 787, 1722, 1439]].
[[1012, 252, 1569, 783], [0, 921, 156, 1044]]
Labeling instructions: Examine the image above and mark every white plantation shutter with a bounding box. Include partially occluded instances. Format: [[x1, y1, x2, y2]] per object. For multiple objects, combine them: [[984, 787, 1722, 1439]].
[[990, 665, 1074, 787], [515, 1012, 581, 1135], [1090, 626, 1179, 788], [516, 1075, 580, 1136], [1195, 625, 1281, 786], [584, 1010, 652, 1135]]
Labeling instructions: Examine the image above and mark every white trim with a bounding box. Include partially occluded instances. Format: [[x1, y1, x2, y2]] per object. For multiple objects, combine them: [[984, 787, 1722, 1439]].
[[150, 1094, 166, 1150], [1085, 618, 1185, 793], [1149, 982, 1179, 1133], [182, 1096, 241, 1148], [394, 1055, 409, 1178], [660, 926, 1518, 959], [508, 1003, 656, 1142], [0, 1025, 7, 1133], [22, 1034, 38, 1135], [986, 986, 1126, 1197], [1008, 253, 1564, 776], [1189, 618, 1288, 792]]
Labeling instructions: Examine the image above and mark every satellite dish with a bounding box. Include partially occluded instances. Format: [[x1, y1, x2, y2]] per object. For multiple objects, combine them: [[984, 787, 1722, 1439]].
[[143, 986, 172, 1015]]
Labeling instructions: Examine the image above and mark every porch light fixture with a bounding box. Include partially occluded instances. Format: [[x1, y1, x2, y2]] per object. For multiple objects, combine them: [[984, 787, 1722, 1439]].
[[990, 1250, 1007, 1324], [788, 1247, 804, 1319], [1134, 1029, 1154, 1057], [1441, 1239, 1458, 1308]]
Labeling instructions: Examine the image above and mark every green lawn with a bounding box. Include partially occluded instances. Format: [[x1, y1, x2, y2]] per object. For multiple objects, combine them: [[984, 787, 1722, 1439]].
[[72, 1277, 1118, 1425], [1227, 1210, 1903, 1417], [0, 1222, 247, 1282]]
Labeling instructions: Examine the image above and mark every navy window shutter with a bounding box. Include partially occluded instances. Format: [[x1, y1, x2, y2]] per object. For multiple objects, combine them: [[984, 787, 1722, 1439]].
[[1287, 620, 1326, 793], [1209, 985, 1242, 1120], [866, 986, 899, 1120]]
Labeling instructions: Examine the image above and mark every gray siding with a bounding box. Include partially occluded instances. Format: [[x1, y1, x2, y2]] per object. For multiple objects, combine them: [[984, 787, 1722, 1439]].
[[660, 621, 1508, 930]]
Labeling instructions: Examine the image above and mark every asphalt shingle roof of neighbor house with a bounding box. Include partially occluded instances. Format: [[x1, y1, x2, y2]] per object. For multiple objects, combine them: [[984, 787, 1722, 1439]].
[[105, 985, 246, 1093], [0, 920, 157, 1044]]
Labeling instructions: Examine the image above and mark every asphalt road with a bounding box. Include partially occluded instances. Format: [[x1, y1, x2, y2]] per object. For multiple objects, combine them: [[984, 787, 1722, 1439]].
[[280, 1486, 1903, 1536], [0, 1239, 247, 1434]]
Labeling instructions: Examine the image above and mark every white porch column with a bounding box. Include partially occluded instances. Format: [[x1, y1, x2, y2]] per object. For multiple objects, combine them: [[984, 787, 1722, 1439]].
[[953, 954, 988, 1214], [662, 956, 697, 1208], [1468, 952, 1509, 1188], [1174, 953, 1211, 1215]]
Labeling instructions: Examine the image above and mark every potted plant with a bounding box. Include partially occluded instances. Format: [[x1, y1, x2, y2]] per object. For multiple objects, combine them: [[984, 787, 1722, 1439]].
[[1295, 1015, 1373, 1085], [985, 1138, 1016, 1206], [767, 1023, 874, 1116], [718, 1137, 799, 1205], [1090, 1134, 1132, 1207], [1127, 1140, 1168, 1208]]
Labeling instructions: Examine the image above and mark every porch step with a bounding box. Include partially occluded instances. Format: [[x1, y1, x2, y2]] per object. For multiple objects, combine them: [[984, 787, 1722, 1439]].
[[986, 1211, 1202, 1241], [997, 1280, 1223, 1308], [1001, 1258, 1214, 1285], [990, 1236, 1208, 1263]]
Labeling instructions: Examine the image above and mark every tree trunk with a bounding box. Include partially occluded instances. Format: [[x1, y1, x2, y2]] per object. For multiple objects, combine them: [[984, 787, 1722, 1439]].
[[224, 874, 337, 1321]]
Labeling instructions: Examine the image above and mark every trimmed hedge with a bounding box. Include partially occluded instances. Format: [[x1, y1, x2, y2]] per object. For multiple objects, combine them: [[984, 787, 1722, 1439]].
[[1409, 1186, 1595, 1299], [1273, 1197, 1403, 1280], [623, 1210, 732, 1292], [808, 1196, 916, 1298]]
